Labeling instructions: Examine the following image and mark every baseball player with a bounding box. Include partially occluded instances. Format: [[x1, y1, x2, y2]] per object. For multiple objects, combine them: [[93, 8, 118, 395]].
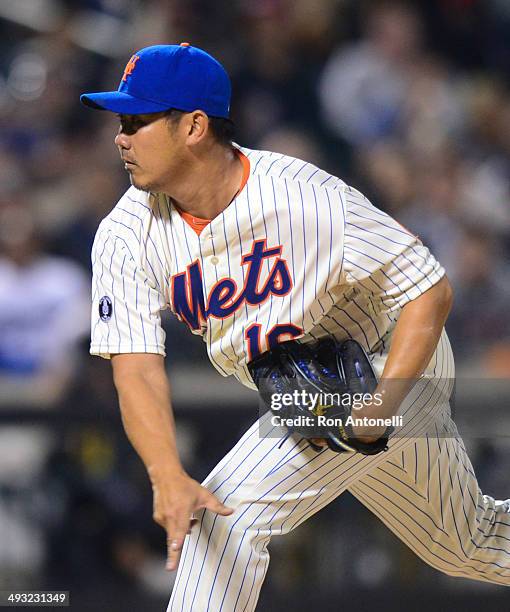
[[81, 44, 510, 611]]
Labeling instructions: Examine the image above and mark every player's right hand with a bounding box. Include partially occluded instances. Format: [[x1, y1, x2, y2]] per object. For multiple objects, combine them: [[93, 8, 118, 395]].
[[151, 472, 234, 571]]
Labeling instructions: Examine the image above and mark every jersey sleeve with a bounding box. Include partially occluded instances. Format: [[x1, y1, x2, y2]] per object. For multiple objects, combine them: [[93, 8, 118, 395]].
[[90, 227, 167, 359], [341, 185, 445, 312]]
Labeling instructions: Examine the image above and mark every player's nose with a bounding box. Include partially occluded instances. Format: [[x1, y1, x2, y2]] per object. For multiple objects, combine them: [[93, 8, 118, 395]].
[[114, 130, 131, 149]]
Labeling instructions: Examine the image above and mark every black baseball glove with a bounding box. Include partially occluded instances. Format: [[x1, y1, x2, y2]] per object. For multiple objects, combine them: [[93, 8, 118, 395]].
[[248, 338, 392, 455]]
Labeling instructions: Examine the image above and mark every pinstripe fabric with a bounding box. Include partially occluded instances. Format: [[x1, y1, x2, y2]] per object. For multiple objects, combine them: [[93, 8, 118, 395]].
[[350, 431, 510, 585], [168, 334, 510, 611], [91, 224, 167, 357], [90, 150, 443, 368], [87, 148, 509, 610]]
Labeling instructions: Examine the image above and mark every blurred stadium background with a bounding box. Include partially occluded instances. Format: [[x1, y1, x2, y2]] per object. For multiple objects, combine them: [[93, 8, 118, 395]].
[[0, 0, 510, 610]]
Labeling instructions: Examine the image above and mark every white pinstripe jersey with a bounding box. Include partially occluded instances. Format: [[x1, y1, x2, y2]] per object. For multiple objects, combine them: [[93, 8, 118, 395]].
[[90, 146, 444, 388]]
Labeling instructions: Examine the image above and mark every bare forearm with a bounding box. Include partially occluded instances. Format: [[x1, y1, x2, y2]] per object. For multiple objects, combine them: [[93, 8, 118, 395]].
[[110, 354, 233, 572], [113, 363, 184, 480], [374, 276, 453, 414], [382, 277, 453, 379], [356, 276, 453, 438]]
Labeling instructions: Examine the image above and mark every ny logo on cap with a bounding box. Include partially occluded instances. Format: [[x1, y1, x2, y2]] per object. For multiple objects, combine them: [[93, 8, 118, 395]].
[[122, 54, 140, 82]]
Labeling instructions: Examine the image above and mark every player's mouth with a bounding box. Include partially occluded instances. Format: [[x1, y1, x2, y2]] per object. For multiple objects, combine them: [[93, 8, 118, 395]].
[[122, 159, 137, 170]]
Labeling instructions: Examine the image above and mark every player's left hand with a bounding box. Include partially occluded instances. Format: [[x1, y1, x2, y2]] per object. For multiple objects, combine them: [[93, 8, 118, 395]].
[[349, 422, 388, 444], [310, 438, 328, 447], [311, 406, 387, 446], [310, 424, 385, 448]]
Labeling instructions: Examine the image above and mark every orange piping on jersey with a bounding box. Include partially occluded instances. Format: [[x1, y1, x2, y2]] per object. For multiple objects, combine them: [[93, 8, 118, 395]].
[[178, 149, 251, 236], [179, 210, 211, 235], [236, 149, 250, 197]]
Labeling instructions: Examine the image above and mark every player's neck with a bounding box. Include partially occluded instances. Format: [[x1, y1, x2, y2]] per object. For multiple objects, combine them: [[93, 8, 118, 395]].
[[167, 145, 243, 221]]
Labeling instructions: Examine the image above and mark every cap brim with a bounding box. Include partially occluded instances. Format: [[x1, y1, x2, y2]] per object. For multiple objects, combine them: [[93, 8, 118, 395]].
[[80, 91, 171, 114]]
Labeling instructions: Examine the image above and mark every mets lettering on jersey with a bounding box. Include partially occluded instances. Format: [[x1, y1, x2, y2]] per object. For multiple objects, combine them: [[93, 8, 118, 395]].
[[170, 239, 292, 328], [84, 43, 510, 611], [90, 146, 444, 388]]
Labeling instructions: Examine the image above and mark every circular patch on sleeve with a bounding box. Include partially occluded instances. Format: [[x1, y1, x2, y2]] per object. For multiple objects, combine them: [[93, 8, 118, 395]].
[[99, 296, 113, 321]]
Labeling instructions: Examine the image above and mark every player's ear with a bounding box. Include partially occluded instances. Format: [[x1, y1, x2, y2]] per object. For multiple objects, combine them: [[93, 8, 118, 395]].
[[185, 110, 209, 145]]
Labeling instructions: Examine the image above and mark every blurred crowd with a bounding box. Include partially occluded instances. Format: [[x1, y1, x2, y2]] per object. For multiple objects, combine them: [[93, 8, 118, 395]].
[[1, 1, 510, 610]]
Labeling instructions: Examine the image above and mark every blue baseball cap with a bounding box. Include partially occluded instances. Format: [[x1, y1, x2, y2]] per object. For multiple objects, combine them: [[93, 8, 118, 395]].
[[80, 43, 231, 118]]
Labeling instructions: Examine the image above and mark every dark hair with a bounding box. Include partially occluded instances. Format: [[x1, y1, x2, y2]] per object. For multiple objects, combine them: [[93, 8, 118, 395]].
[[208, 116, 236, 147], [164, 109, 235, 147]]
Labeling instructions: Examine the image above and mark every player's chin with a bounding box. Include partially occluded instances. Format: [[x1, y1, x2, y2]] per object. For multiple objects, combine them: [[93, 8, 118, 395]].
[[128, 174, 152, 192]]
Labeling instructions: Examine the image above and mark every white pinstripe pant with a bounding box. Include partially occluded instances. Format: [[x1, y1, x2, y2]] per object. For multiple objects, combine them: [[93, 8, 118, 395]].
[[168, 336, 510, 611]]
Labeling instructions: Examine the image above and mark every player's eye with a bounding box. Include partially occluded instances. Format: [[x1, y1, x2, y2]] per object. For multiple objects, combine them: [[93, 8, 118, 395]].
[[118, 115, 147, 134]]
